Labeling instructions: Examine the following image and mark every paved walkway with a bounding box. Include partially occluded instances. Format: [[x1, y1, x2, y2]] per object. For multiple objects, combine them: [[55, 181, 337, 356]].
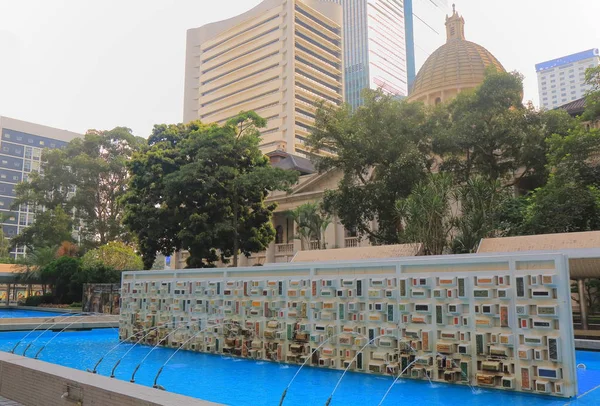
[[0, 395, 21, 406]]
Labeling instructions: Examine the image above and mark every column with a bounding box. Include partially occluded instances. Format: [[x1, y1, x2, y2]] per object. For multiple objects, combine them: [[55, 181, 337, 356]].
[[5, 284, 9, 306], [266, 241, 276, 264], [578, 278, 589, 330]]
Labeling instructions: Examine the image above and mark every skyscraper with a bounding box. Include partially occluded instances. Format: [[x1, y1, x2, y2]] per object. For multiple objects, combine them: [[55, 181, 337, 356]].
[[325, 0, 448, 109], [536, 49, 600, 110], [325, 0, 407, 109], [406, 0, 448, 89], [183, 0, 344, 157], [0, 116, 80, 256]]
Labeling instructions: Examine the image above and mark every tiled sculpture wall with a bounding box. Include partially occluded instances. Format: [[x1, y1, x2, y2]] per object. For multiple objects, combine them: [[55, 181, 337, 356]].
[[120, 253, 577, 398]]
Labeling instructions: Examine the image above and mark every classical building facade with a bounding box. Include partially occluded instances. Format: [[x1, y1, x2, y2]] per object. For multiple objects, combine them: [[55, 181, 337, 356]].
[[183, 0, 344, 156], [536, 49, 600, 110], [407, 5, 504, 105], [0, 116, 81, 257]]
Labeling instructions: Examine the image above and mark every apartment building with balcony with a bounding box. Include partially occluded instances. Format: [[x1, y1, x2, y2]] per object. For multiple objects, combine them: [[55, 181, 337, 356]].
[[183, 0, 344, 157]]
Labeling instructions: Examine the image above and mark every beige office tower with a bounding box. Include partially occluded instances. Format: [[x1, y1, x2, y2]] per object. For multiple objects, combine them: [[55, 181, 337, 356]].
[[184, 0, 343, 156]]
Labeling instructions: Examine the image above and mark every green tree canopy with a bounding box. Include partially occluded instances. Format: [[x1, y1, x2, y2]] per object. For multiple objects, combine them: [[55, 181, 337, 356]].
[[13, 127, 142, 250], [395, 173, 455, 255], [81, 241, 143, 271], [10, 207, 73, 251], [308, 90, 434, 244], [434, 70, 576, 188], [123, 112, 298, 269]]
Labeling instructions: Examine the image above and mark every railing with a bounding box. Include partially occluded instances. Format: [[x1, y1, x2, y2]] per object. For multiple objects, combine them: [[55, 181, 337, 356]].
[[344, 237, 359, 248], [276, 243, 294, 254], [309, 240, 321, 250]]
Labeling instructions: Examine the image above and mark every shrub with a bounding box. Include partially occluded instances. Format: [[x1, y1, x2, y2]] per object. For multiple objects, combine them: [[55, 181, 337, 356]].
[[24, 293, 54, 307]]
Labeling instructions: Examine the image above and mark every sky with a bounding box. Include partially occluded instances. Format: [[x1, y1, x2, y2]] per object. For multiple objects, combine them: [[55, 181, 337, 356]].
[[0, 0, 599, 137]]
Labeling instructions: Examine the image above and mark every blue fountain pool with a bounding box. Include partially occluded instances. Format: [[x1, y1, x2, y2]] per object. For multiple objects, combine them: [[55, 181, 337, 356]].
[[0, 329, 598, 405], [0, 309, 70, 318]]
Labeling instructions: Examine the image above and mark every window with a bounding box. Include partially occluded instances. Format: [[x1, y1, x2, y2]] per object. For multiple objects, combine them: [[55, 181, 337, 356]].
[[0, 174, 5, 179], [0, 202, 4, 207], [24, 147, 32, 159], [27, 139, 33, 144], [23, 161, 31, 172], [541, 81, 546, 85], [32, 148, 41, 160], [551, 79, 556, 83], [1, 160, 6, 165], [569, 75, 575, 78], [50, 143, 56, 148], [8, 216, 15, 221], [12, 175, 18, 181], [2, 147, 8, 152], [39, 141, 44, 146], [3, 134, 9, 139]]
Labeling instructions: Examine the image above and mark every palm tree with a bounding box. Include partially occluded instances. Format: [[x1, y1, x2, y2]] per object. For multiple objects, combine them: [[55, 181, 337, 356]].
[[14, 246, 57, 295], [285, 202, 332, 250]]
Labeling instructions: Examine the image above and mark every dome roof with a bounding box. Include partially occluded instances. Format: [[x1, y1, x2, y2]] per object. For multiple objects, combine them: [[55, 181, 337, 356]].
[[408, 6, 505, 104]]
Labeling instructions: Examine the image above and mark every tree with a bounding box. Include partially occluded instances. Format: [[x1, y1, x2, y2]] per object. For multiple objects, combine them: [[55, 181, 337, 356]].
[[40, 256, 83, 303], [452, 177, 509, 253], [521, 178, 600, 234], [434, 70, 575, 189], [309, 90, 434, 244], [123, 112, 298, 268], [81, 241, 143, 271], [14, 246, 57, 294], [13, 127, 141, 250], [56, 241, 79, 258], [10, 207, 74, 251], [286, 202, 332, 250], [583, 66, 600, 121], [395, 173, 455, 255]]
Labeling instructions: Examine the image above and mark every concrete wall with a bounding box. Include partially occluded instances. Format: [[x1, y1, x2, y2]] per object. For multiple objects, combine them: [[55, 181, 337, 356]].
[[0, 352, 219, 406]]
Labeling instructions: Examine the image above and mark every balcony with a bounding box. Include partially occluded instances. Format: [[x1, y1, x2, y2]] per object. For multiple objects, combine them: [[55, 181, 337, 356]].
[[276, 243, 294, 254], [345, 237, 359, 248]]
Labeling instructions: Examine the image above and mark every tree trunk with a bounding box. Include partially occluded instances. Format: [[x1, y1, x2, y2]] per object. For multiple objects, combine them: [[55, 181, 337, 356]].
[[233, 201, 239, 267]]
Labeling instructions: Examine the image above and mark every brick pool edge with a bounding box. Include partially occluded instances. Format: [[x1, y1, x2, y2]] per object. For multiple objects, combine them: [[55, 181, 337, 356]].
[[0, 352, 221, 406]]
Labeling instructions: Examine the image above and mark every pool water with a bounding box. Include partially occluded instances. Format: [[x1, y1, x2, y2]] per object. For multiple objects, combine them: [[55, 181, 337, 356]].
[[0, 309, 69, 318], [0, 329, 598, 406]]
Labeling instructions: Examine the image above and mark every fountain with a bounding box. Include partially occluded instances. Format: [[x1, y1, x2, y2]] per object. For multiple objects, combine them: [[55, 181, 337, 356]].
[[151, 324, 219, 390], [278, 331, 369, 406], [129, 319, 215, 383], [21, 312, 89, 356], [109, 321, 179, 378], [11, 312, 81, 354], [88, 325, 162, 374], [324, 334, 397, 406], [33, 314, 113, 359], [377, 357, 423, 405]]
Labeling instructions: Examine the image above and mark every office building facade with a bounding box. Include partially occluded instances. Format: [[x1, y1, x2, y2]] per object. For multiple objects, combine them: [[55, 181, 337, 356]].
[[183, 0, 344, 157], [324, 0, 408, 109], [406, 0, 448, 89], [0, 116, 80, 256], [536, 49, 600, 110]]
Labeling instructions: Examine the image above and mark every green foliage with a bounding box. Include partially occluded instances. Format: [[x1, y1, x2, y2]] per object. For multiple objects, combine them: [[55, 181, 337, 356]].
[[81, 241, 143, 271], [41, 256, 83, 303], [24, 293, 54, 307], [10, 207, 73, 251], [395, 173, 455, 255], [435, 71, 575, 188], [13, 127, 140, 250], [452, 178, 509, 253], [521, 179, 600, 234], [309, 90, 433, 244], [286, 202, 331, 249], [123, 112, 298, 269], [583, 66, 600, 121]]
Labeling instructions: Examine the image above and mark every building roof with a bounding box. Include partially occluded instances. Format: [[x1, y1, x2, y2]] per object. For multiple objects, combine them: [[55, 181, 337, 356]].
[[408, 7, 504, 102], [556, 96, 587, 116], [477, 231, 600, 278], [535, 48, 600, 72], [290, 243, 424, 263], [267, 150, 316, 174]]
